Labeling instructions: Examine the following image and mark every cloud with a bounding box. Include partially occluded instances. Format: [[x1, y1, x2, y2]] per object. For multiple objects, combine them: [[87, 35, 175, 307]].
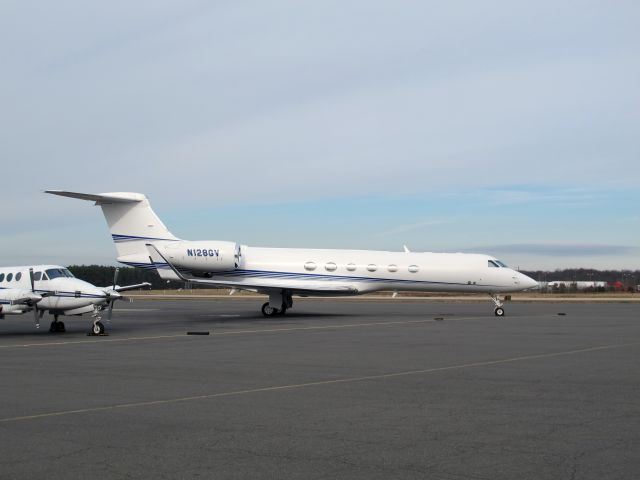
[[375, 220, 455, 237], [468, 244, 640, 257]]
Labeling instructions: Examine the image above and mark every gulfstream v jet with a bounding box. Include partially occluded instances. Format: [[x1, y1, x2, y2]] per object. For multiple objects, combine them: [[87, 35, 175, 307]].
[[47, 191, 537, 317]]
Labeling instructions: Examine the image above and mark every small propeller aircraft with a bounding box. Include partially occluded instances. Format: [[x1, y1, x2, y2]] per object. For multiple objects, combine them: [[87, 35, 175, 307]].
[[0, 265, 150, 334]]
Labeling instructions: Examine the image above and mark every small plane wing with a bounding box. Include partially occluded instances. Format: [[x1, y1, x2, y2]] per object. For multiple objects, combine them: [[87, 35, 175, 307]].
[[0, 289, 42, 305], [145, 244, 358, 295]]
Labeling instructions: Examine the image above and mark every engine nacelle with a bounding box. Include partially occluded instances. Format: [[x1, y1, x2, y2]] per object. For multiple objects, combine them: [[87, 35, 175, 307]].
[[157, 240, 240, 273], [0, 304, 28, 315]]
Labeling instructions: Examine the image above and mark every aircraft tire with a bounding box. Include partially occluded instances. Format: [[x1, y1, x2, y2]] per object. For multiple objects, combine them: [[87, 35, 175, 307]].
[[92, 321, 105, 335], [49, 321, 65, 333], [261, 302, 276, 317], [494, 307, 505, 317]]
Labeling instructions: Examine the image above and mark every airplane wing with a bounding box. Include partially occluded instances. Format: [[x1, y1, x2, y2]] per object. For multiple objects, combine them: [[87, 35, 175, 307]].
[[113, 282, 152, 293], [145, 244, 359, 296], [0, 289, 42, 305]]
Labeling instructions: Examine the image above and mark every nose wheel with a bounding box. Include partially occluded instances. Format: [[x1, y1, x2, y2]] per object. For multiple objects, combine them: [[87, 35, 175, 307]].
[[89, 306, 107, 335], [92, 321, 105, 335], [489, 294, 506, 317]]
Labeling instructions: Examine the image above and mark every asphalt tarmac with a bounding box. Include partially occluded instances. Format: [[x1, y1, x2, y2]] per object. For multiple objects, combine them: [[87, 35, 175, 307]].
[[1, 299, 639, 479]]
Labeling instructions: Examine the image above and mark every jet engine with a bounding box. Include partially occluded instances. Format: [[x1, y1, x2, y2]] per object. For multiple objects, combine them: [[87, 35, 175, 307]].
[[155, 240, 241, 273]]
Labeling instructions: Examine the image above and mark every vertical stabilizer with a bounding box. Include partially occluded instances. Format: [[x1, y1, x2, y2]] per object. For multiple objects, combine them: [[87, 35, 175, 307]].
[[45, 191, 180, 265]]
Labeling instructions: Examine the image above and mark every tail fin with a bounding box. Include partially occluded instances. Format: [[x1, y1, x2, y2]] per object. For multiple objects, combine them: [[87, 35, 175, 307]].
[[46, 191, 180, 266]]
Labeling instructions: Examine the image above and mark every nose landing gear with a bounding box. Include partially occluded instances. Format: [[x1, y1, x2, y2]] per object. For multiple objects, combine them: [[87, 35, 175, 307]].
[[489, 294, 506, 316], [90, 306, 106, 335]]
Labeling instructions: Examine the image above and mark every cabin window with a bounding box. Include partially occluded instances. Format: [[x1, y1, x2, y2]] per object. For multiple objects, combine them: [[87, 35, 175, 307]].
[[346, 263, 356, 272], [388, 264, 398, 272], [41, 272, 49, 280], [6, 273, 13, 282], [488, 260, 499, 268], [325, 262, 337, 272], [0, 273, 4, 282], [367, 264, 377, 272], [15, 272, 22, 281], [304, 262, 317, 271], [34, 272, 42, 281], [408, 265, 419, 273]]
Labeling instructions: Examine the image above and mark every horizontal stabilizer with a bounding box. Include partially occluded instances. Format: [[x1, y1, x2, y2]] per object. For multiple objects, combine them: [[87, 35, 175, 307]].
[[45, 190, 145, 204]]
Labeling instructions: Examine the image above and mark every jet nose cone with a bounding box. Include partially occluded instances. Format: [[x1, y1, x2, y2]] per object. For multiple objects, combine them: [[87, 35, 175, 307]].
[[520, 274, 538, 290]]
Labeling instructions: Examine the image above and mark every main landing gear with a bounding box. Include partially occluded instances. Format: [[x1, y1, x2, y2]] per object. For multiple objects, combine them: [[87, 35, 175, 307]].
[[261, 291, 293, 317], [49, 314, 66, 333], [489, 294, 505, 317]]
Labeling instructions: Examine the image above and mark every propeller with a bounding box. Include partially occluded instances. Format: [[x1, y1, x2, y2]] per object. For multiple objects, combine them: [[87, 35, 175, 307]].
[[29, 268, 41, 328], [106, 267, 120, 322]]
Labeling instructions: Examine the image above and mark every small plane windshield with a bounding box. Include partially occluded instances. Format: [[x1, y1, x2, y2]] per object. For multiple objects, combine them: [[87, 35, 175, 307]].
[[495, 260, 508, 268], [62, 268, 75, 278], [45, 268, 74, 279]]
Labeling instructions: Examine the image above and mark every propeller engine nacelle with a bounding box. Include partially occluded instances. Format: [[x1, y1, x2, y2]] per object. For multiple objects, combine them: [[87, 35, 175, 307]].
[[0, 304, 29, 315], [156, 240, 241, 273]]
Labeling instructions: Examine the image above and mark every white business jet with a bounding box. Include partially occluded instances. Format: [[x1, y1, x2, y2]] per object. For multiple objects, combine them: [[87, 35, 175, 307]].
[[0, 265, 149, 334], [47, 191, 537, 317]]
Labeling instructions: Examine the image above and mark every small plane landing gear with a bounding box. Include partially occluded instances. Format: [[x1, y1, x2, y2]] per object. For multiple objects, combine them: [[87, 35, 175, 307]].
[[89, 306, 107, 335], [92, 321, 105, 335], [49, 315, 66, 333], [489, 294, 506, 317]]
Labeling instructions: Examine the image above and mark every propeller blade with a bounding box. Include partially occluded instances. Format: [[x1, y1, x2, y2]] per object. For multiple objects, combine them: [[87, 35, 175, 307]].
[[29, 268, 40, 328], [107, 299, 115, 322], [112, 267, 120, 291]]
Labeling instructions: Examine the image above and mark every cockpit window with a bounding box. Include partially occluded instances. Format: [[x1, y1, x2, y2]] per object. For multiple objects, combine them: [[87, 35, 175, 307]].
[[34, 271, 42, 281], [488, 260, 499, 268], [45, 268, 74, 279], [495, 260, 508, 268]]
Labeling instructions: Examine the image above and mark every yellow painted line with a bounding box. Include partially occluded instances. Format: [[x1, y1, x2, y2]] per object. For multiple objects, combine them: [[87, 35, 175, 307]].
[[1, 341, 638, 423], [0, 316, 479, 349]]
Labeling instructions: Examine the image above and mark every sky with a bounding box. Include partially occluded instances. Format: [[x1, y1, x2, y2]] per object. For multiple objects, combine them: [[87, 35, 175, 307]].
[[1, 0, 639, 270]]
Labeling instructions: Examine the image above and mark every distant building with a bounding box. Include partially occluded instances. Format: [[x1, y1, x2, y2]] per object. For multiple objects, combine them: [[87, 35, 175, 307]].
[[544, 281, 607, 291]]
